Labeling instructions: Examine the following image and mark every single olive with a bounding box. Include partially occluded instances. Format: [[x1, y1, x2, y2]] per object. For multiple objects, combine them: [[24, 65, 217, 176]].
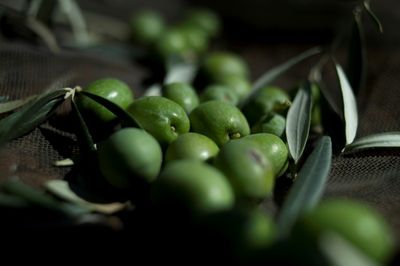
[[152, 160, 234, 216], [251, 113, 286, 138], [242, 86, 291, 126], [200, 84, 239, 106], [127, 96, 190, 145], [201, 51, 249, 82], [298, 198, 395, 263], [189, 100, 250, 147], [165, 132, 219, 162], [214, 140, 275, 200], [97, 128, 162, 189], [76, 78, 134, 124], [162, 82, 199, 114], [184, 8, 221, 38], [130, 10, 165, 45], [237, 133, 289, 177], [217, 75, 252, 102], [154, 28, 189, 60]]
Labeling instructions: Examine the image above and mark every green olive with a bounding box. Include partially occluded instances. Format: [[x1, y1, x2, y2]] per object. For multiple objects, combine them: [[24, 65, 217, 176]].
[[214, 140, 275, 200], [162, 82, 200, 114], [130, 10, 165, 45], [184, 8, 221, 38], [237, 133, 289, 177], [127, 96, 190, 145], [152, 160, 234, 216], [165, 132, 219, 162], [201, 51, 249, 82], [154, 28, 189, 60], [298, 198, 395, 263], [200, 84, 239, 106], [242, 86, 290, 126], [251, 113, 286, 138], [76, 78, 134, 124], [189, 100, 250, 147], [97, 128, 162, 189], [217, 75, 252, 102]]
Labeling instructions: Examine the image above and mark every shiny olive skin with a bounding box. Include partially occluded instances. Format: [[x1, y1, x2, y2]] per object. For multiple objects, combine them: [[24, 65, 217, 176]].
[[165, 132, 219, 162], [214, 140, 275, 200], [76, 78, 134, 124], [98, 128, 162, 189], [251, 113, 286, 138], [189, 100, 250, 147], [242, 86, 290, 126], [162, 82, 199, 114], [127, 96, 190, 145], [152, 160, 234, 216], [237, 133, 289, 177]]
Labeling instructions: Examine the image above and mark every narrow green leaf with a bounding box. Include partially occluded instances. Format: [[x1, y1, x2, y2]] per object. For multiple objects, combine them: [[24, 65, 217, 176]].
[[0, 192, 30, 208], [164, 57, 198, 85], [1, 179, 88, 217], [45, 180, 129, 214], [363, 0, 383, 33], [320, 232, 380, 266], [0, 95, 37, 114], [286, 82, 313, 164], [347, 10, 366, 95], [0, 89, 67, 146], [71, 99, 96, 152], [78, 90, 139, 127], [335, 63, 358, 145], [240, 46, 322, 108], [277, 136, 332, 237], [343, 132, 400, 154]]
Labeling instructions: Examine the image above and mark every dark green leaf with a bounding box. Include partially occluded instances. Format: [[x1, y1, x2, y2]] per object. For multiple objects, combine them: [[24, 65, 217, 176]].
[[78, 90, 139, 127], [0, 192, 30, 208], [335, 62, 358, 145], [164, 57, 198, 84], [45, 180, 129, 214], [71, 99, 96, 152], [343, 132, 400, 154], [1, 179, 88, 217], [240, 46, 322, 108], [277, 136, 332, 237], [363, 0, 383, 33], [319, 232, 380, 266], [0, 89, 66, 146], [347, 9, 366, 95], [0, 95, 37, 114], [286, 82, 313, 164]]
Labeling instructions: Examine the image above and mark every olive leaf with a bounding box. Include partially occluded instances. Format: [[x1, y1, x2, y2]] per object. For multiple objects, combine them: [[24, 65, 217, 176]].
[[319, 232, 380, 266], [343, 132, 400, 154], [0, 95, 37, 114], [335, 62, 358, 145], [277, 136, 332, 238], [71, 99, 96, 152], [347, 8, 366, 96], [363, 0, 383, 34], [240, 46, 322, 108], [1, 179, 88, 217], [286, 82, 313, 164], [45, 180, 129, 214], [164, 57, 198, 85], [0, 88, 67, 146], [78, 90, 139, 127]]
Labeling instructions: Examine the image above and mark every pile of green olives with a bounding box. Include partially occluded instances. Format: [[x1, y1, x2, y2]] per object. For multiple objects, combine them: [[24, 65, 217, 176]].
[[71, 7, 396, 264]]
